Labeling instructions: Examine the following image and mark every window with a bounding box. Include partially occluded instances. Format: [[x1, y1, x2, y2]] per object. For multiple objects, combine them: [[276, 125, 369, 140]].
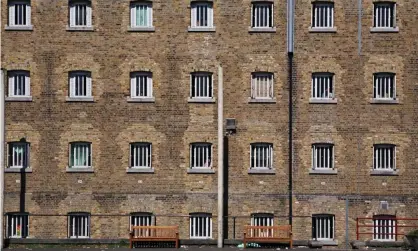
[[312, 73, 334, 99], [190, 143, 212, 169], [189, 213, 212, 239], [190, 2, 213, 28], [8, 71, 31, 97], [311, 2, 334, 28], [373, 73, 396, 100], [251, 73, 274, 99], [130, 212, 155, 236], [373, 3, 395, 28], [7, 213, 29, 238], [312, 144, 334, 170], [69, 1, 92, 27], [68, 213, 90, 238], [312, 214, 335, 240], [8, 1, 31, 27], [8, 142, 30, 169], [69, 71, 92, 98], [251, 213, 274, 227], [373, 144, 396, 171], [250, 143, 273, 169], [190, 72, 213, 99], [373, 215, 396, 241], [130, 2, 153, 28], [69, 142, 92, 168], [130, 72, 153, 98], [251, 2, 273, 28], [130, 143, 152, 169]]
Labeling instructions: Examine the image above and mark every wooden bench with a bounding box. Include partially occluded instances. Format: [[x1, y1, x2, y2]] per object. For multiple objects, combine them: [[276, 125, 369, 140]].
[[243, 225, 293, 248], [129, 226, 179, 249]]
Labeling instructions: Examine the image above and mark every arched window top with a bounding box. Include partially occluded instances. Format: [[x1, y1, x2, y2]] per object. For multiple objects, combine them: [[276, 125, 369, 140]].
[[251, 142, 273, 146], [68, 212, 90, 216], [190, 212, 212, 217], [251, 212, 274, 217], [130, 212, 153, 216]]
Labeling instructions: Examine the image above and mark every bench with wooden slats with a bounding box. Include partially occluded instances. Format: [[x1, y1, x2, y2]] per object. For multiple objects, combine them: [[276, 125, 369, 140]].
[[129, 226, 179, 249], [243, 225, 293, 248]]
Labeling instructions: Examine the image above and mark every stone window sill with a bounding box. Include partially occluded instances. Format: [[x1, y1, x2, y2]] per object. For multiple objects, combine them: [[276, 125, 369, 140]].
[[309, 98, 337, 104], [128, 26, 155, 32], [188, 27, 216, 32], [370, 27, 399, 33], [66, 26, 95, 32], [66, 97, 95, 102], [66, 167, 94, 173], [5, 25, 33, 31], [5, 167, 33, 173], [126, 168, 155, 173], [188, 98, 216, 103], [370, 98, 399, 104], [309, 169, 338, 175], [187, 169, 215, 174], [6, 96, 33, 102], [370, 169, 399, 176], [248, 168, 276, 174], [309, 240, 338, 247], [309, 27, 337, 33], [248, 98, 276, 103], [127, 97, 155, 103], [248, 27, 276, 33]]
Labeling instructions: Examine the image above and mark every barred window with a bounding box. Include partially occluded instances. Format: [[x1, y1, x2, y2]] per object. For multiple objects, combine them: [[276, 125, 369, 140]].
[[251, 213, 274, 227], [251, 73, 274, 99], [130, 2, 153, 28], [69, 142, 92, 168], [250, 143, 273, 169], [190, 143, 212, 169], [8, 142, 30, 169], [373, 144, 396, 171], [312, 214, 334, 240], [130, 143, 152, 169], [312, 73, 334, 99], [373, 3, 395, 28], [189, 213, 212, 239], [373, 73, 396, 100], [312, 144, 334, 170], [312, 2, 334, 28], [251, 3, 273, 28], [68, 213, 90, 238], [190, 72, 213, 99], [69, 71, 92, 98], [8, 1, 31, 26], [373, 215, 396, 241], [190, 2, 213, 28], [130, 72, 153, 98], [69, 1, 92, 27], [7, 213, 29, 238], [8, 71, 31, 97]]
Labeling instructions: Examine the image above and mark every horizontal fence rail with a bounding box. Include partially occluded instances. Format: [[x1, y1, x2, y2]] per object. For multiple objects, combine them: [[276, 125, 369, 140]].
[[356, 217, 418, 241]]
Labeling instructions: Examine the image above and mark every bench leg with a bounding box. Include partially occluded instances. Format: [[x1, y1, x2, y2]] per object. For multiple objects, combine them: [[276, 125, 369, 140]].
[[176, 239, 179, 248], [243, 239, 246, 249], [290, 240, 293, 249], [129, 240, 132, 249]]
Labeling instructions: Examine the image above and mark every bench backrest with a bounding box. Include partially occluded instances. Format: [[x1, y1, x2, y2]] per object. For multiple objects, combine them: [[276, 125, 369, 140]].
[[131, 226, 178, 238], [244, 225, 292, 239]]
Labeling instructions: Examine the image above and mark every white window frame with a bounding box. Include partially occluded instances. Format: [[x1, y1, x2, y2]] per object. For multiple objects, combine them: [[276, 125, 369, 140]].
[[312, 144, 334, 170], [190, 143, 212, 169], [251, 213, 274, 227], [373, 2, 396, 28], [251, 2, 274, 28], [69, 71, 92, 98], [8, 71, 31, 98], [130, 143, 152, 169], [7, 213, 29, 238], [373, 215, 396, 241], [189, 213, 212, 239], [250, 143, 273, 170], [130, 72, 153, 98], [190, 72, 213, 99], [8, 142, 30, 169], [69, 1, 92, 28], [69, 142, 92, 169], [190, 2, 214, 28], [251, 72, 274, 99], [312, 214, 335, 241], [373, 144, 396, 171], [311, 2, 334, 28], [311, 73, 334, 99], [8, 1, 31, 27], [373, 73, 396, 100], [130, 1, 153, 28], [68, 213, 90, 239]]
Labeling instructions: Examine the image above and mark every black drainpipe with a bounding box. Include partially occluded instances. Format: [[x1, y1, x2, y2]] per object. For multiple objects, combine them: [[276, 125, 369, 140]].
[[288, 52, 293, 226]]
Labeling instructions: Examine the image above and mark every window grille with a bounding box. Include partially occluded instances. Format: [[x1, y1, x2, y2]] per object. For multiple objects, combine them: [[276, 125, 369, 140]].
[[8, 1, 31, 26], [312, 214, 335, 240], [189, 213, 212, 239], [130, 143, 152, 168], [68, 213, 90, 238], [130, 72, 153, 98], [190, 73, 213, 99], [190, 143, 212, 169], [250, 143, 273, 169], [190, 2, 213, 28], [7, 213, 29, 238], [373, 145, 396, 171], [312, 2, 334, 28], [8, 143, 29, 168], [251, 73, 274, 99], [70, 143, 92, 168], [8, 71, 30, 97], [373, 215, 396, 241], [69, 72, 92, 97], [312, 144, 334, 170], [251, 3, 273, 28], [373, 73, 396, 100], [131, 2, 152, 27], [69, 1, 92, 27], [312, 73, 334, 99], [373, 3, 395, 28]]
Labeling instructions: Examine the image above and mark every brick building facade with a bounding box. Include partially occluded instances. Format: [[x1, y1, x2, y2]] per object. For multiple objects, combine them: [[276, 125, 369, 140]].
[[1, 0, 417, 247]]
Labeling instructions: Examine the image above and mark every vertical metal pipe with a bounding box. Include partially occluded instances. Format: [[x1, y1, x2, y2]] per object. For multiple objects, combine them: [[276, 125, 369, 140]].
[[217, 65, 224, 248], [0, 69, 5, 250]]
